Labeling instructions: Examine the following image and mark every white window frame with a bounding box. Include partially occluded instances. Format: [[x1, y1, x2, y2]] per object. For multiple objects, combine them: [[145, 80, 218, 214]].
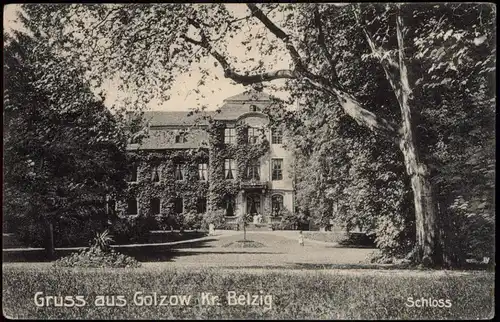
[[152, 165, 161, 183], [272, 158, 283, 181], [224, 128, 236, 145], [198, 163, 208, 181], [224, 158, 236, 180]]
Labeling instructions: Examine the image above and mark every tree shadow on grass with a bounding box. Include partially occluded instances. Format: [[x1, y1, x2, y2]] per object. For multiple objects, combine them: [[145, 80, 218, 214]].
[[3, 238, 219, 263], [2, 238, 284, 263]]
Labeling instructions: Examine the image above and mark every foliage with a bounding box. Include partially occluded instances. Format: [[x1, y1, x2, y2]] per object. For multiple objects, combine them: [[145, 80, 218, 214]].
[[207, 120, 270, 211], [92, 230, 114, 252], [3, 266, 494, 319], [53, 247, 141, 268], [183, 211, 203, 231], [109, 214, 156, 244], [16, 3, 495, 266], [276, 207, 300, 230], [202, 209, 227, 229], [3, 30, 128, 250], [120, 149, 209, 231]]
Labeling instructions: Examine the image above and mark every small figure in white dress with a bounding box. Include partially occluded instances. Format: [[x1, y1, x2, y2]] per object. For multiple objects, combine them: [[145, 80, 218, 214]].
[[298, 230, 304, 246], [208, 223, 215, 236]]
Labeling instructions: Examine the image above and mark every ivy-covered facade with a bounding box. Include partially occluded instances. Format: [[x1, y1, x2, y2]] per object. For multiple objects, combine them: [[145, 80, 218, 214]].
[[116, 91, 295, 227]]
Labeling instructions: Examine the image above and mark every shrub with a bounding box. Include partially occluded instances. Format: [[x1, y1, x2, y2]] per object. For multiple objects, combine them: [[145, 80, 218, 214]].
[[53, 230, 141, 268], [202, 209, 226, 229], [373, 213, 414, 259], [270, 223, 280, 231], [278, 208, 299, 230], [15, 214, 108, 248], [440, 197, 495, 266], [110, 214, 157, 244], [91, 230, 114, 252], [53, 246, 141, 268], [183, 211, 203, 231]]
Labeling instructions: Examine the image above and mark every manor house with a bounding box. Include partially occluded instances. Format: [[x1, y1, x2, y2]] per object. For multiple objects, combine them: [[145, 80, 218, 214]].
[[122, 91, 295, 226]]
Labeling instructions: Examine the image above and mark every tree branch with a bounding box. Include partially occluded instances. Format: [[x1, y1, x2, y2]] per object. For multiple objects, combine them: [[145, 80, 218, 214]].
[[313, 5, 338, 80], [181, 8, 398, 138], [354, 6, 402, 108], [247, 3, 305, 70]]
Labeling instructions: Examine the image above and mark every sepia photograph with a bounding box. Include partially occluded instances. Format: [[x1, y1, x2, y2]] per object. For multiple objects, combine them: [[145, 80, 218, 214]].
[[2, 3, 495, 320]]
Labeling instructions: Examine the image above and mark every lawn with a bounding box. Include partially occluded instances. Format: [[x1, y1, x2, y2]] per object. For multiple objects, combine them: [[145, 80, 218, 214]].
[[2, 265, 494, 319], [2, 232, 375, 267]]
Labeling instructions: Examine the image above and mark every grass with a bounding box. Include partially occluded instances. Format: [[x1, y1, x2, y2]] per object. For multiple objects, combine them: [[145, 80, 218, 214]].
[[2, 266, 494, 319], [303, 231, 376, 247], [146, 230, 208, 244], [222, 240, 266, 248]]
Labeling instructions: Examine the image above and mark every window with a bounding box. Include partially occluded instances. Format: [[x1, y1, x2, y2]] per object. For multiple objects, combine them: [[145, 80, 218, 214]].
[[107, 199, 116, 215], [174, 198, 183, 214], [151, 198, 161, 215], [250, 105, 258, 112], [247, 194, 261, 215], [152, 166, 160, 182], [246, 159, 260, 180], [224, 158, 236, 180], [198, 163, 208, 181], [224, 195, 235, 217], [127, 197, 138, 215], [272, 129, 283, 144], [247, 127, 259, 144], [128, 164, 138, 182], [224, 128, 236, 144], [197, 198, 207, 214], [272, 159, 283, 181], [175, 131, 187, 143], [271, 195, 284, 217], [174, 163, 185, 180]]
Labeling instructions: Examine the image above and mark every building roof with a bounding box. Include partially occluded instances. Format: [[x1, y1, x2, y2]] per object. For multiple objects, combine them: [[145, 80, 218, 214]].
[[142, 111, 214, 126], [141, 90, 279, 126]]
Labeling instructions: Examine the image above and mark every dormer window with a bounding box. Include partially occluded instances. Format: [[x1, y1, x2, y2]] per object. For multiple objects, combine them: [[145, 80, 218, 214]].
[[250, 105, 258, 112]]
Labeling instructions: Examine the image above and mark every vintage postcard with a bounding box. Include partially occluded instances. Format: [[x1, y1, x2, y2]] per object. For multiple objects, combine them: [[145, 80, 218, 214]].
[[2, 3, 495, 320]]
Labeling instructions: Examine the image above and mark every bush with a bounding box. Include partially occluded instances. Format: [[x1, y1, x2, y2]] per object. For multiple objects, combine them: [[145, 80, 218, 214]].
[[270, 223, 280, 231], [53, 246, 141, 268], [110, 214, 157, 244], [440, 197, 495, 266], [15, 214, 108, 248], [183, 211, 203, 231], [373, 213, 414, 259], [202, 209, 226, 229], [278, 208, 299, 230], [53, 230, 141, 268]]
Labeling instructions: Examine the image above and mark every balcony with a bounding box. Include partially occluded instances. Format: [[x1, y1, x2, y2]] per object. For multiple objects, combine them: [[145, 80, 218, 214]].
[[240, 179, 268, 191]]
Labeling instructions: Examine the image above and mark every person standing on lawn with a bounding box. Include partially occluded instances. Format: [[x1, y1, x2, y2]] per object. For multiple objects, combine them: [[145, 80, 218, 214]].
[[298, 230, 304, 246]]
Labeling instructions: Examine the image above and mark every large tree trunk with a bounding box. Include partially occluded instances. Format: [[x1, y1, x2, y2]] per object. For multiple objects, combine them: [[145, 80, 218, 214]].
[[399, 133, 440, 266], [395, 11, 440, 267]]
